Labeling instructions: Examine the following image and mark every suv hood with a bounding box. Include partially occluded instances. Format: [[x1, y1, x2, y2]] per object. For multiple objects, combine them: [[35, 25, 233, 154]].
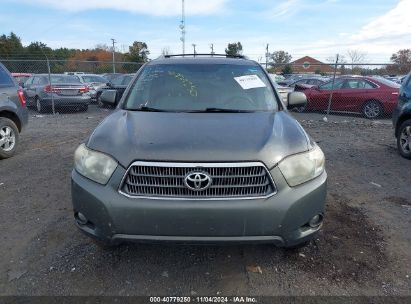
[[87, 110, 310, 168]]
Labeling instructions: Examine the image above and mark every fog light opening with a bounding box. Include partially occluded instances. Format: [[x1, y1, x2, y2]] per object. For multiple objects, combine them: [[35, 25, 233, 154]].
[[75, 212, 88, 225], [308, 214, 323, 228]]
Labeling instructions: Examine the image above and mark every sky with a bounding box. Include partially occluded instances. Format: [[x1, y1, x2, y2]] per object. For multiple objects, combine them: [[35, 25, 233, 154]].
[[1, 0, 410, 62]]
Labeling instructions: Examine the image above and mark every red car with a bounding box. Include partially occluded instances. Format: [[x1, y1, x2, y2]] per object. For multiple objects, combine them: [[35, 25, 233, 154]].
[[11, 73, 32, 87], [303, 76, 400, 119]]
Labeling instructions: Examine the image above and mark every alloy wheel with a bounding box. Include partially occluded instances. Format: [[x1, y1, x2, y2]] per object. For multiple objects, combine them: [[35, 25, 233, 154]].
[[399, 125, 411, 154], [363, 101, 381, 119], [0, 126, 16, 152]]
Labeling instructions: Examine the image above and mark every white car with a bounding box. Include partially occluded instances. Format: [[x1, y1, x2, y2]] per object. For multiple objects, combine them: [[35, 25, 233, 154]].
[[269, 74, 293, 103]]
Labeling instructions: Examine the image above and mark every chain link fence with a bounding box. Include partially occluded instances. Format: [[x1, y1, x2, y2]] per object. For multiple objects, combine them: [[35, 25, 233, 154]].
[[1, 59, 143, 115], [1, 59, 409, 120], [269, 62, 410, 120]]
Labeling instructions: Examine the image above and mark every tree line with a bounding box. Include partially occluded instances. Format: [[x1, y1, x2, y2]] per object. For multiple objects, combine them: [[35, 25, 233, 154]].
[[225, 41, 411, 75], [1, 33, 410, 75], [0, 32, 150, 73]]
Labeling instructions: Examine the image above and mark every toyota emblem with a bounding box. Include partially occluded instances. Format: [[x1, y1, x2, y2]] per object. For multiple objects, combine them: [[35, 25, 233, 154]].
[[184, 172, 212, 191]]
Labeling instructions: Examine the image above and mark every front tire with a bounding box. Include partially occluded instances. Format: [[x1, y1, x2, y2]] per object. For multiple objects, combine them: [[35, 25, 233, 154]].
[[397, 119, 411, 159], [362, 100, 383, 119], [0, 117, 19, 159]]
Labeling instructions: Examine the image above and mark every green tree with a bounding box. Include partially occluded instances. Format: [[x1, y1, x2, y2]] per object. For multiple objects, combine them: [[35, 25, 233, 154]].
[[125, 41, 150, 63], [270, 50, 292, 65], [282, 65, 293, 75], [26, 41, 53, 58], [0, 32, 24, 59], [390, 49, 411, 73], [225, 42, 243, 56]]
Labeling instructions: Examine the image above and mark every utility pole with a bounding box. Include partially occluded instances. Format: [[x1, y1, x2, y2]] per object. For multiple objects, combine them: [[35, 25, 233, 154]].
[[210, 43, 214, 56], [325, 54, 339, 119], [192, 44, 197, 55], [180, 0, 186, 55], [39, 46, 55, 115], [111, 38, 116, 73], [265, 43, 269, 69]]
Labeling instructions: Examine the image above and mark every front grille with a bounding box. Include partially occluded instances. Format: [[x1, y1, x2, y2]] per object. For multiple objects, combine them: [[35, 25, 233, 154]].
[[119, 162, 276, 199]]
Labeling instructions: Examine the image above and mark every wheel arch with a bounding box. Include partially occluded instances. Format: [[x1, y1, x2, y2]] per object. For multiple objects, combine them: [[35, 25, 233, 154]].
[[0, 110, 22, 132], [396, 114, 411, 137]]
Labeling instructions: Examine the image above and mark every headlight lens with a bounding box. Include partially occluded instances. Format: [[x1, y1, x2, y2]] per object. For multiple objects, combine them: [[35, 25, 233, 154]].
[[74, 143, 117, 184], [278, 144, 325, 187]]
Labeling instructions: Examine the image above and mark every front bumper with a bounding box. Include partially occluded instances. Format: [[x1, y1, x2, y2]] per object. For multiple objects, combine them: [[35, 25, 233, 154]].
[[71, 165, 327, 247]]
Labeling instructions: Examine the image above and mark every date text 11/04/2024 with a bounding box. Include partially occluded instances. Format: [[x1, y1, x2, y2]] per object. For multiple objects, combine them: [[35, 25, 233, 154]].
[[149, 296, 258, 303]]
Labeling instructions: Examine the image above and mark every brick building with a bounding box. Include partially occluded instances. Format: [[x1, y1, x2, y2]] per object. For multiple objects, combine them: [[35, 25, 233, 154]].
[[290, 56, 334, 74]]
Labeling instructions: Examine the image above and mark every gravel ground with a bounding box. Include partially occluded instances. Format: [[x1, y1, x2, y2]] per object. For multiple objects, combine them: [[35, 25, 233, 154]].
[[0, 106, 410, 297]]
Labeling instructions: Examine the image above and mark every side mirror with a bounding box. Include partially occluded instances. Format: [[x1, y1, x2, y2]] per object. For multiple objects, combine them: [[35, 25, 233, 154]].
[[20, 82, 25, 88], [287, 92, 307, 110], [106, 82, 112, 87], [100, 90, 117, 105]]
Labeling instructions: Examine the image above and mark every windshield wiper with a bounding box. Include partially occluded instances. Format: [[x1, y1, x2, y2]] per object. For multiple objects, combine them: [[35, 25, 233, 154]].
[[128, 106, 169, 112], [191, 108, 255, 113]]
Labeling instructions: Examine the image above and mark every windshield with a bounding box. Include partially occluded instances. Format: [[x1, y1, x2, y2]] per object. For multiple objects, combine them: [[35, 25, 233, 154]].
[[124, 63, 278, 112], [82, 75, 106, 83]]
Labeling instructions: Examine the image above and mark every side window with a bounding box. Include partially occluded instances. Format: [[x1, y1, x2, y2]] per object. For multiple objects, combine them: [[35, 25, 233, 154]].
[[0, 65, 14, 87], [343, 80, 360, 89], [362, 80, 376, 89], [320, 79, 344, 90]]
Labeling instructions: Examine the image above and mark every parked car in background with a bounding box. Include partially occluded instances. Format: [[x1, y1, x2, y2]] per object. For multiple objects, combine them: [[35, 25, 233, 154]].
[[303, 76, 400, 119], [269, 74, 293, 103], [392, 71, 411, 159], [101, 73, 122, 83], [11, 73, 32, 87], [278, 74, 325, 86], [72, 55, 326, 248], [290, 77, 329, 89], [23, 74, 91, 113], [270, 74, 285, 83], [97, 73, 134, 107], [64, 72, 86, 75], [383, 75, 407, 85], [0, 62, 28, 158], [74, 74, 108, 101]]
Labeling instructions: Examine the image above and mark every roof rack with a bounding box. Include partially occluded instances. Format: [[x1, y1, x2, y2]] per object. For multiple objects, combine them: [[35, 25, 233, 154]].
[[163, 53, 247, 59]]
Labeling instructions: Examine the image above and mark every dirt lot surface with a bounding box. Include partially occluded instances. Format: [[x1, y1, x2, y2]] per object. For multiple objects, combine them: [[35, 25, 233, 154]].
[[0, 107, 410, 297]]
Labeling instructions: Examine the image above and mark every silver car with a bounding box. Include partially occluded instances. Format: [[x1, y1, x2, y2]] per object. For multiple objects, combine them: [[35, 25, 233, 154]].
[[23, 74, 91, 113], [75, 74, 108, 101]]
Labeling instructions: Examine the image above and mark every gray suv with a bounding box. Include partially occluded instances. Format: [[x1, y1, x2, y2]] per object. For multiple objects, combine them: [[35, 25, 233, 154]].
[[0, 62, 28, 159], [71, 55, 327, 248]]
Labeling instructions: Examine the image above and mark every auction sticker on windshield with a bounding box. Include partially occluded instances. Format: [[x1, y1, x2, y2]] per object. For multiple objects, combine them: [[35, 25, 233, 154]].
[[234, 74, 266, 90]]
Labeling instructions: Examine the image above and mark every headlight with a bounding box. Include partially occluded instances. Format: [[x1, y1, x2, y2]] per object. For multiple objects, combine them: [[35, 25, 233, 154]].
[[74, 143, 117, 184], [278, 144, 325, 187]]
